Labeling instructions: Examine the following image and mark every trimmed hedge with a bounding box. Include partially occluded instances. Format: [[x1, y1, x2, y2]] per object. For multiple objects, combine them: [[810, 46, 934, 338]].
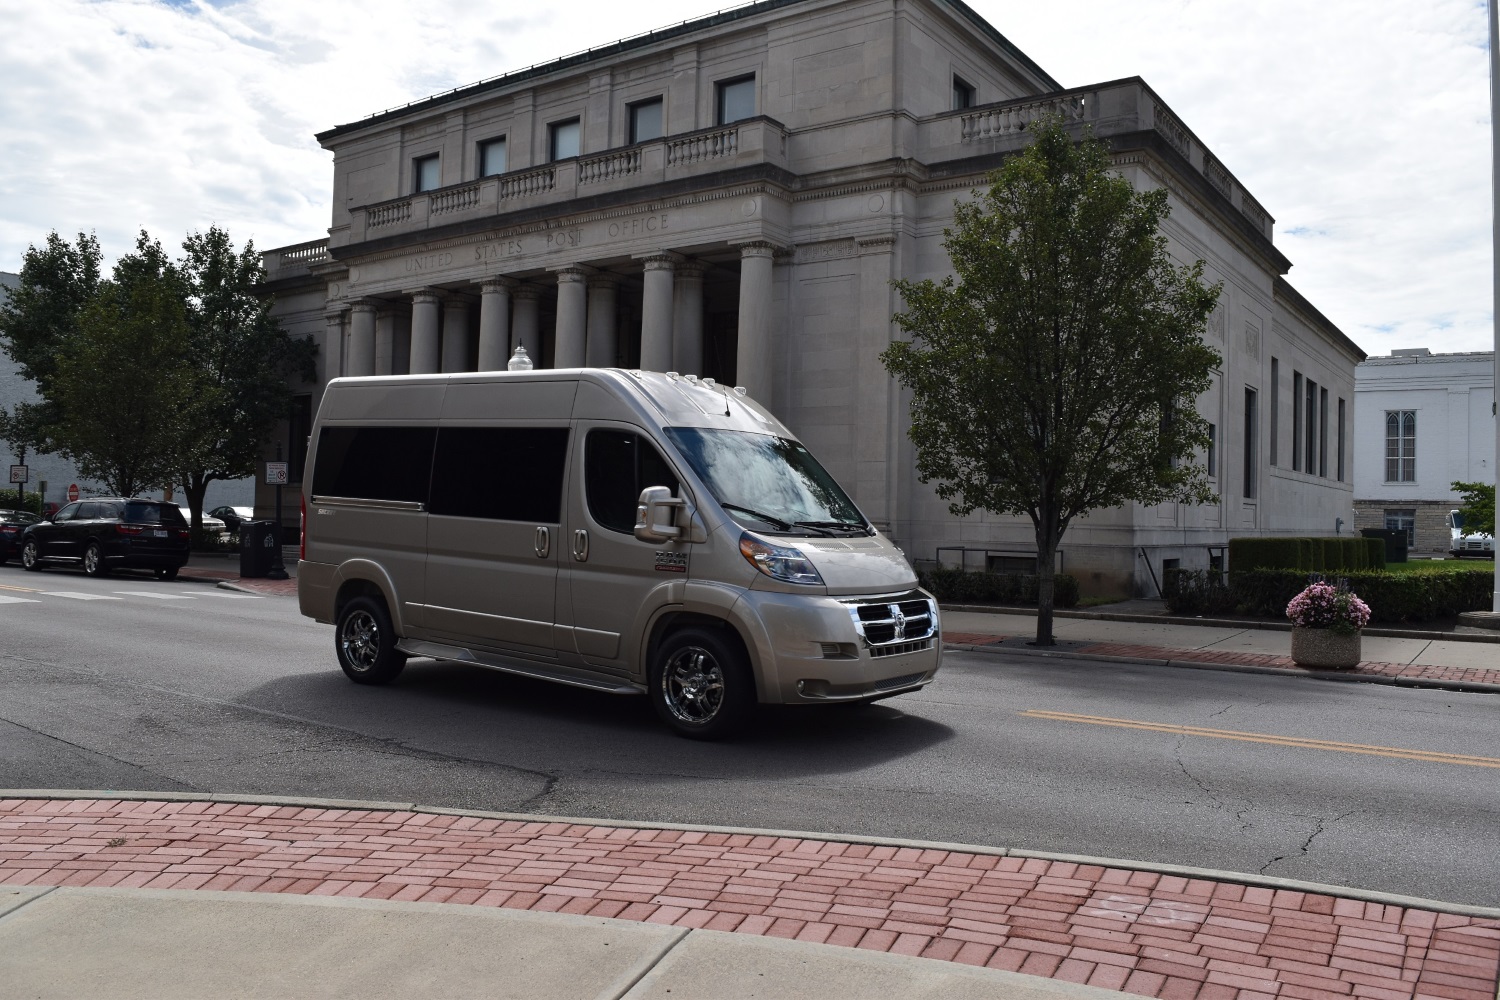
[[918, 567, 1080, 608], [0, 489, 43, 515], [1164, 566, 1493, 623], [1228, 536, 1385, 573]]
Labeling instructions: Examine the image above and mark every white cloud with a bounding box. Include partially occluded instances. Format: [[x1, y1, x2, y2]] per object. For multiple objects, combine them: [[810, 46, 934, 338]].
[[0, 0, 1492, 357]]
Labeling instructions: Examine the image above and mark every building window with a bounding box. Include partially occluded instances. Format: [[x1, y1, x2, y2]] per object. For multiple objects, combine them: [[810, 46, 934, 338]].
[[1318, 387, 1329, 477], [1243, 387, 1257, 499], [549, 118, 581, 161], [1385, 410, 1416, 482], [629, 98, 664, 143], [716, 75, 756, 125], [478, 137, 507, 177], [1384, 508, 1416, 548], [1292, 371, 1303, 471], [1206, 423, 1216, 478], [1269, 358, 1279, 467], [413, 154, 440, 193], [1337, 397, 1346, 482], [952, 76, 977, 110], [1304, 377, 1318, 478]]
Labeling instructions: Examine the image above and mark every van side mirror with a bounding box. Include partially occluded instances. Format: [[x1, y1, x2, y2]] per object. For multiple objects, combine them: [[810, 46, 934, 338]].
[[634, 486, 685, 543]]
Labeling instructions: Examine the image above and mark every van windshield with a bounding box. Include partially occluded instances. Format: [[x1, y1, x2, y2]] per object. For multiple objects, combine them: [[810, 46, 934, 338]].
[[664, 427, 869, 536]]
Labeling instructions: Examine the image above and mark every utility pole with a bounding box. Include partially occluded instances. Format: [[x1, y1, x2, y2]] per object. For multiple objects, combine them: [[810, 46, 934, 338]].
[[1491, 0, 1500, 610]]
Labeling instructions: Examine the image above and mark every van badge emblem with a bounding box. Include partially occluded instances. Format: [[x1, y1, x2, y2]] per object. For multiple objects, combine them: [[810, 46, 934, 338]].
[[890, 604, 906, 641]]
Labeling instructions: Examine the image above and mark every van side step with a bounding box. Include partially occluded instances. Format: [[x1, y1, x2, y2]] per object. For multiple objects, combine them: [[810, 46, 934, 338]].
[[397, 639, 645, 696]]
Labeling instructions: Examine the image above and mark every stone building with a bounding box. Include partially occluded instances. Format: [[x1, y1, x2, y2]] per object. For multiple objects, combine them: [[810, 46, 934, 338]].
[[1352, 349, 1496, 555], [262, 0, 1362, 596]]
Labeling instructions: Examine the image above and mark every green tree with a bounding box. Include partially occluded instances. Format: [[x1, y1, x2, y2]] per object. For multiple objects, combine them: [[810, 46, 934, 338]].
[[882, 119, 1222, 645], [0, 232, 102, 453], [1452, 481, 1496, 537], [51, 234, 195, 498], [174, 227, 317, 534]]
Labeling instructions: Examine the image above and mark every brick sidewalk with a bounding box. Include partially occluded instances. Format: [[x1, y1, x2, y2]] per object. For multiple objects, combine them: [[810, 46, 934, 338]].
[[2, 799, 1495, 1000], [943, 633, 1500, 689]]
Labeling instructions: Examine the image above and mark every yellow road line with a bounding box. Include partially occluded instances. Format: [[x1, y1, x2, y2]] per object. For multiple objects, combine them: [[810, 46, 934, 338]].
[[1020, 710, 1500, 769], [0, 583, 42, 594]]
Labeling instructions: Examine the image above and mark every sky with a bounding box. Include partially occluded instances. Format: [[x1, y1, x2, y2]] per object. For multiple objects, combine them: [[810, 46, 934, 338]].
[[0, 0, 1492, 358]]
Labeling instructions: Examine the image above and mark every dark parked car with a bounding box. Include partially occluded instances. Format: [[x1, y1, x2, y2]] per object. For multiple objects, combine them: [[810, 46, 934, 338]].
[[19, 498, 190, 579], [207, 505, 254, 533], [0, 509, 43, 565]]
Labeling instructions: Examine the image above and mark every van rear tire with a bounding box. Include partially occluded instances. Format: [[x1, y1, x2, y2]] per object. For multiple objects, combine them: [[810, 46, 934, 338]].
[[336, 596, 406, 685], [649, 627, 754, 740]]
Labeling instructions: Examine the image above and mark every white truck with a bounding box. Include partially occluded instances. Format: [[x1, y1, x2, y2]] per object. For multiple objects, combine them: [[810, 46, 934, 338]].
[[1449, 509, 1495, 559]]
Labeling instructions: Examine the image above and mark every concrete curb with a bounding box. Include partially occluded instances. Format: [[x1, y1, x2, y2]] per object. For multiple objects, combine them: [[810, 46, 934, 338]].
[[940, 603, 1500, 644], [944, 641, 1500, 695], [5, 788, 1497, 920]]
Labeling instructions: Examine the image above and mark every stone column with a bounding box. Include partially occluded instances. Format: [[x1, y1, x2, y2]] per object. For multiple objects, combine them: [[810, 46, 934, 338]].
[[672, 262, 706, 376], [476, 277, 515, 371], [441, 297, 472, 373], [392, 311, 412, 375], [321, 308, 346, 387], [735, 242, 776, 399], [375, 308, 397, 376], [347, 300, 378, 377], [512, 285, 541, 365], [586, 274, 618, 368], [553, 267, 589, 369], [639, 254, 677, 373], [409, 289, 442, 375]]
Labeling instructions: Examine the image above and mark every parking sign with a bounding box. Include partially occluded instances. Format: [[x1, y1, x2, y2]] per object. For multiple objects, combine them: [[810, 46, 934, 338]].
[[265, 462, 289, 485], [8, 464, 26, 485]]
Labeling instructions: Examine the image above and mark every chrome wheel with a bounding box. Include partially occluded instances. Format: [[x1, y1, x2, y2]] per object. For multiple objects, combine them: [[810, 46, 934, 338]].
[[83, 542, 104, 576], [661, 646, 726, 726], [340, 609, 381, 674], [21, 539, 41, 571]]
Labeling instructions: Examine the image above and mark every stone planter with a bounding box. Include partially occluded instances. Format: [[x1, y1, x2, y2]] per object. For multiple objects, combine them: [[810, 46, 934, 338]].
[[1290, 626, 1361, 669]]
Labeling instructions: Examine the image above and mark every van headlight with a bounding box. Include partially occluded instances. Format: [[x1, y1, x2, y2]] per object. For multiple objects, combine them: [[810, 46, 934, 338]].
[[739, 532, 824, 586]]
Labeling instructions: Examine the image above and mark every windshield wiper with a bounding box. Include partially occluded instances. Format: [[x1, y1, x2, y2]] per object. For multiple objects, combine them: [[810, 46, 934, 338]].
[[720, 503, 793, 531], [795, 520, 871, 535]]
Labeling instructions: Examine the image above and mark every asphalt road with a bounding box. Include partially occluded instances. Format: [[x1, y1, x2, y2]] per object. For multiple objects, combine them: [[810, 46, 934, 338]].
[[1, 562, 1496, 907]]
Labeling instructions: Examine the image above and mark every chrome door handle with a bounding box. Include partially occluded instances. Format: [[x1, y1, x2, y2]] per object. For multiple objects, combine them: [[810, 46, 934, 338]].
[[534, 526, 550, 558], [572, 529, 589, 562]]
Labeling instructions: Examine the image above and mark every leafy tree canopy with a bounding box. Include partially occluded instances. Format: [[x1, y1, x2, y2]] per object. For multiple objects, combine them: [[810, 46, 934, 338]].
[[1452, 481, 1496, 538], [882, 118, 1222, 644]]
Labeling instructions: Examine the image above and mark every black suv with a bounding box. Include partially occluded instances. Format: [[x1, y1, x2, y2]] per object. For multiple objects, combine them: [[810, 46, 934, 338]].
[[20, 498, 190, 580]]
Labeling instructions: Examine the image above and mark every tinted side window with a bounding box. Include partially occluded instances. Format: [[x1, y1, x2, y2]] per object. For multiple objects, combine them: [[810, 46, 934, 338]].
[[585, 430, 679, 534], [76, 502, 102, 519], [99, 502, 124, 520], [313, 426, 436, 504], [429, 427, 570, 523], [52, 503, 81, 522]]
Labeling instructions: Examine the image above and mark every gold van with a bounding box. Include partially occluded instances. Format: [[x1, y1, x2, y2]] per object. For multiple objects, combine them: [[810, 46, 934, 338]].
[[298, 369, 940, 738]]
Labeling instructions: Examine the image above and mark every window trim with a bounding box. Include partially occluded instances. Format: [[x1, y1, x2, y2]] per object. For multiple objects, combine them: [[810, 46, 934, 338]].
[[628, 97, 665, 144], [715, 74, 757, 126], [412, 153, 440, 194], [1243, 386, 1258, 499], [952, 75, 977, 111], [1384, 409, 1417, 483], [548, 117, 582, 162], [477, 136, 508, 177]]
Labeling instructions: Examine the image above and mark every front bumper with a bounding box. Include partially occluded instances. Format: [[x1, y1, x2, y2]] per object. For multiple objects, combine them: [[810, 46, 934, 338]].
[[734, 588, 943, 703]]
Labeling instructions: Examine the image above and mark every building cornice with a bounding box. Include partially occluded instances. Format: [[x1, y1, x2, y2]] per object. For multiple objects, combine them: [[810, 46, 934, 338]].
[[1275, 276, 1365, 365]]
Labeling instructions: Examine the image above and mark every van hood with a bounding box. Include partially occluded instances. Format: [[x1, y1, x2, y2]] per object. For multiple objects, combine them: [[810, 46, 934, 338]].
[[795, 534, 918, 595]]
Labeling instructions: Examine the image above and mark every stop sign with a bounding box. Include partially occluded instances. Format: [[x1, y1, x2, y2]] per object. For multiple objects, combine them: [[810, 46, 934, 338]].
[[67, 484, 79, 502]]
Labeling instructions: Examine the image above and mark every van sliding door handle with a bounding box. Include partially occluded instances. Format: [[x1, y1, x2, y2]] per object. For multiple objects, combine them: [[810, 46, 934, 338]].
[[572, 529, 589, 562], [534, 526, 550, 558]]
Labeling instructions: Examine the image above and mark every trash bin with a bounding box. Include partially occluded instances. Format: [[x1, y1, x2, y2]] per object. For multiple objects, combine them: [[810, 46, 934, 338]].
[[239, 520, 279, 578], [1360, 527, 1408, 564]]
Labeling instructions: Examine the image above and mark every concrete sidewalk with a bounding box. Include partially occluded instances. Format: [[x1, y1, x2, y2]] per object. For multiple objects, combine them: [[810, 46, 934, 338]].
[[2, 795, 1497, 1000], [941, 609, 1500, 693]]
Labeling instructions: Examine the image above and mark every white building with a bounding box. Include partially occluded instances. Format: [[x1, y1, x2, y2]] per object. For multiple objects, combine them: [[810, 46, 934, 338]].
[[261, 0, 1362, 596], [1353, 349, 1496, 554]]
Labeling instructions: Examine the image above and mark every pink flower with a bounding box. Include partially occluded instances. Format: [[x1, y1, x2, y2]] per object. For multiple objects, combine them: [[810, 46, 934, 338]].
[[1286, 582, 1370, 634]]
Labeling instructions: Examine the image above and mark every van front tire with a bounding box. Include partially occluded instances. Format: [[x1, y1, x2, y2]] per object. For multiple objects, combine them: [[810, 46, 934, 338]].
[[336, 596, 406, 685], [650, 627, 754, 740]]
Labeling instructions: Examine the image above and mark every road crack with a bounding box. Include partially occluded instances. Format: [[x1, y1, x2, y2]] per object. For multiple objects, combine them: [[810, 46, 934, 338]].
[[1259, 809, 1362, 875]]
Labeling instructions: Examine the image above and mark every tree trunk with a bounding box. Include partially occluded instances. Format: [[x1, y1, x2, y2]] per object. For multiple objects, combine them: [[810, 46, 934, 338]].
[[1033, 513, 1061, 647], [184, 473, 211, 536]]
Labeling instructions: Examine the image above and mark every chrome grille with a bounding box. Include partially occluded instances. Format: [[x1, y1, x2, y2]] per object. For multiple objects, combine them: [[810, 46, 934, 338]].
[[846, 593, 938, 648], [870, 639, 935, 659]]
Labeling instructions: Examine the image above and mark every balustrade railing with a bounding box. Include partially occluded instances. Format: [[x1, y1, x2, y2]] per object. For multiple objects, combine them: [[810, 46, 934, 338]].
[[276, 239, 330, 268], [1152, 102, 1191, 161], [367, 201, 412, 229], [578, 149, 641, 184], [667, 126, 738, 166], [430, 182, 482, 215], [1203, 156, 1231, 197], [960, 95, 1086, 142], [499, 166, 555, 199]]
